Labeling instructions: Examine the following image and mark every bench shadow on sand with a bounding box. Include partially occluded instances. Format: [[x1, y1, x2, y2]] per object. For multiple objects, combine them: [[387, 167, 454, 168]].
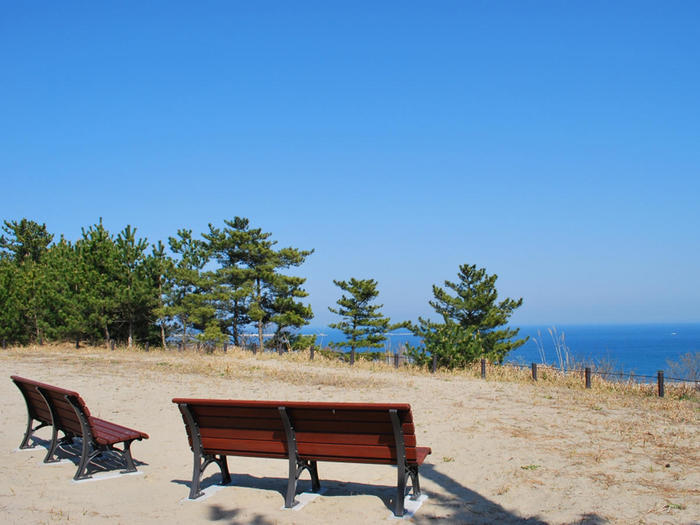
[[173, 464, 607, 524], [418, 463, 607, 524], [23, 435, 148, 478]]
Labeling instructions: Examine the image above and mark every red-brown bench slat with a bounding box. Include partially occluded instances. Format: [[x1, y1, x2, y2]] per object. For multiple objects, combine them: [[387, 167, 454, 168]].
[[200, 437, 288, 455], [288, 407, 413, 423], [193, 415, 285, 431], [293, 419, 415, 435], [304, 446, 432, 466], [90, 417, 148, 445], [297, 442, 423, 462], [197, 427, 418, 448], [172, 398, 412, 411], [189, 405, 283, 419]]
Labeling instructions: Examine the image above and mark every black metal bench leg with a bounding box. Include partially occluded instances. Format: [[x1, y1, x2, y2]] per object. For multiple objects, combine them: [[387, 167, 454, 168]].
[[395, 465, 407, 517], [43, 426, 61, 463], [74, 438, 95, 480], [309, 460, 321, 492], [284, 456, 299, 508], [189, 449, 205, 499], [120, 440, 137, 473], [218, 455, 231, 485], [408, 465, 421, 500], [19, 417, 41, 449]]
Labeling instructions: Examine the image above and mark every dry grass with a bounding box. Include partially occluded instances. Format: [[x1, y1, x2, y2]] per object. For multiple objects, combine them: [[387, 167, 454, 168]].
[[2, 343, 698, 413]]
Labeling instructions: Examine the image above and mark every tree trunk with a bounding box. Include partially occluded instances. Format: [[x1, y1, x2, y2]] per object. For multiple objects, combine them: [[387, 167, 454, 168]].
[[257, 320, 263, 355], [158, 281, 166, 349], [34, 313, 40, 345], [160, 322, 166, 349], [232, 301, 240, 346], [128, 316, 134, 348]]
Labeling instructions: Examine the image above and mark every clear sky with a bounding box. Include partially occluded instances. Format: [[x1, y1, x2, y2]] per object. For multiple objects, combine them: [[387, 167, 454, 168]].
[[2, 2, 698, 326]]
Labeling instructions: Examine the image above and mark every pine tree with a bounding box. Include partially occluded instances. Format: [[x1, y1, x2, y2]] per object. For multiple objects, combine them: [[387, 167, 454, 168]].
[[268, 271, 314, 351], [42, 237, 86, 344], [328, 278, 392, 364], [76, 220, 120, 344], [204, 219, 255, 347], [114, 225, 153, 347], [148, 241, 173, 349], [0, 258, 25, 343], [0, 218, 53, 264], [0, 219, 54, 343], [163, 229, 221, 348], [206, 218, 313, 354], [408, 264, 526, 367]]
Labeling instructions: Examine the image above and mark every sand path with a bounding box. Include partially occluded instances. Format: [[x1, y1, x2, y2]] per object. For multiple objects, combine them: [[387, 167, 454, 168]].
[[1, 348, 697, 524]]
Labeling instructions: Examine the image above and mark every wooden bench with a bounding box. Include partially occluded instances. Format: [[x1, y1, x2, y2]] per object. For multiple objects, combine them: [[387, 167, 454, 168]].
[[11, 375, 149, 480], [172, 398, 431, 516]]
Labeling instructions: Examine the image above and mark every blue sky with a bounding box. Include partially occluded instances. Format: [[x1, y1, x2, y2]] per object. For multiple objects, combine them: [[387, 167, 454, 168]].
[[2, 2, 698, 326]]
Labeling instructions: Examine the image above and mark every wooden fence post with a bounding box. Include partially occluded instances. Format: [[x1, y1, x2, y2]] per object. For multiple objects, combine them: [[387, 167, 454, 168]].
[[223, 343, 228, 353], [531, 363, 538, 381], [310, 346, 314, 360], [431, 354, 437, 373], [585, 367, 591, 389], [75, 338, 80, 349], [657, 371, 665, 398], [178, 342, 182, 352], [481, 358, 486, 379], [394, 352, 399, 369], [278, 346, 283, 356], [350, 349, 355, 366], [110, 339, 115, 351], [145, 342, 149, 352]]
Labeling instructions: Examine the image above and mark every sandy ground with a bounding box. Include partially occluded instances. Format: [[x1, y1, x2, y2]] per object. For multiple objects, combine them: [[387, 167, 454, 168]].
[[0, 347, 698, 524]]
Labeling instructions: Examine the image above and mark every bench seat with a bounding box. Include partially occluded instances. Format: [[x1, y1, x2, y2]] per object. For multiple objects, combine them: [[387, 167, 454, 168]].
[[90, 417, 149, 446]]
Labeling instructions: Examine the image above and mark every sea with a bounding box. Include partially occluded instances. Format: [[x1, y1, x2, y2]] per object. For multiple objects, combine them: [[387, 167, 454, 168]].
[[301, 323, 700, 380]]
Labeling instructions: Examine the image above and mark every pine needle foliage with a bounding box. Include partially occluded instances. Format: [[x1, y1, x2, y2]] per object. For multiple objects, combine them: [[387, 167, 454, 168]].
[[407, 263, 527, 368], [328, 278, 392, 364]]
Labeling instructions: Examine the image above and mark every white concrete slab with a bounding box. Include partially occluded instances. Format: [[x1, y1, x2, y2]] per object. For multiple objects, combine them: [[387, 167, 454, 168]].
[[13, 446, 43, 453], [40, 459, 73, 466], [180, 482, 233, 503], [72, 470, 144, 483], [389, 494, 428, 520], [280, 488, 327, 511]]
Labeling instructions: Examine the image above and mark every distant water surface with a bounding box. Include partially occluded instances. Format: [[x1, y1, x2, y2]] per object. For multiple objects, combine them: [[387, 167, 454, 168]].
[[302, 323, 700, 379]]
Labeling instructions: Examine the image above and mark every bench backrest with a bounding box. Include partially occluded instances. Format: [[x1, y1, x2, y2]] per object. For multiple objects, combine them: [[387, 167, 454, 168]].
[[172, 399, 420, 465], [11, 375, 91, 437], [12, 375, 54, 426]]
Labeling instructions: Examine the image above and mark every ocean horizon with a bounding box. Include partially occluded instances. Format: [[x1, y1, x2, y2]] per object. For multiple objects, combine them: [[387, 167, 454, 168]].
[[299, 322, 700, 380]]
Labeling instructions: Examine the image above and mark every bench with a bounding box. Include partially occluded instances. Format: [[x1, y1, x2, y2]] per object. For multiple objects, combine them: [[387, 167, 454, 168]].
[[11, 375, 149, 480], [172, 398, 431, 517]]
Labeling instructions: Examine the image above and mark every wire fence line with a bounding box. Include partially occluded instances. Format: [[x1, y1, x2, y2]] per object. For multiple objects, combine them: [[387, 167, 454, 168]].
[[503, 361, 697, 384]]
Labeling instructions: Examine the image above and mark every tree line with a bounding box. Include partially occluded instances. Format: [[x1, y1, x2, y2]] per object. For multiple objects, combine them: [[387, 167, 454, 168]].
[[0, 217, 527, 367]]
